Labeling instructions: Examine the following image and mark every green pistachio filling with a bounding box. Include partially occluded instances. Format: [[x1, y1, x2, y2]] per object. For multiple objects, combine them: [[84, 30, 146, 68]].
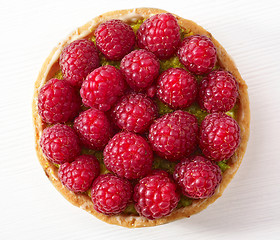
[[180, 27, 194, 40], [217, 160, 230, 172], [153, 156, 177, 174], [160, 56, 185, 72], [123, 203, 138, 215], [226, 104, 238, 120], [93, 151, 110, 174], [155, 98, 174, 115], [177, 195, 192, 208], [81, 148, 96, 155], [53, 70, 63, 80], [99, 54, 120, 69], [130, 19, 144, 33], [184, 102, 208, 124], [156, 97, 238, 124]]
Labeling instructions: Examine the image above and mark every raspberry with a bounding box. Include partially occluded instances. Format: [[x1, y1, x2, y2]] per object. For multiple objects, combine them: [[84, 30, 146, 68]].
[[199, 113, 241, 161], [103, 132, 153, 179], [149, 110, 198, 161], [178, 35, 217, 75], [58, 155, 100, 192], [95, 19, 136, 61], [80, 65, 126, 111], [137, 13, 181, 59], [59, 39, 100, 87], [111, 93, 157, 133], [74, 108, 113, 150], [173, 156, 222, 199], [198, 70, 239, 113], [40, 124, 81, 164], [91, 174, 132, 215], [157, 68, 197, 109], [38, 78, 81, 124], [133, 170, 180, 220], [120, 49, 160, 91], [146, 85, 157, 98]]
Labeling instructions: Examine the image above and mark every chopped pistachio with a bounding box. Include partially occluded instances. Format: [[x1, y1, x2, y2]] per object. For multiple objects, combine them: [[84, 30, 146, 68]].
[[217, 160, 230, 172], [130, 19, 144, 33], [53, 70, 63, 80]]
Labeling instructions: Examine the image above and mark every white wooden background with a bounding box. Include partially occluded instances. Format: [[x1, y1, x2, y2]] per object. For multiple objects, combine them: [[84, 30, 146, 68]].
[[1, 0, 280, 239]]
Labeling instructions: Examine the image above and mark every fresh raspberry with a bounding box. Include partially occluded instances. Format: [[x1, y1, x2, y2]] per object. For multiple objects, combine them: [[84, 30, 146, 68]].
[[40, 124, 81, 164], [173, 156, 222, 199], [58, 155, 100, 192], [95, 19, 136, 61], [91, 174, 133, 215], [133, 170, 180, 220], [103, 132, 153, 179], [120, 49, 160, 91], [38, 79, 81, 124], [80, 65, 126, 111], [149, 110, 198, 161], [146, 85, 157, 98], [74, 108, 113, 150], [199, 113, 241, 161], [198, 70, 239, 113], [178, 35, 217, 75], [157, 68, 197, 109], [111, 93, 157, 133], [59, 39, 100, 87], [149, 169, 171, 178], [137, 13, 181, 59]]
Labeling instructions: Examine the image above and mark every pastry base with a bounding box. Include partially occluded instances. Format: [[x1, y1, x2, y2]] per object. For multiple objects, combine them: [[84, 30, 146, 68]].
[[32, 8, 250, 228]]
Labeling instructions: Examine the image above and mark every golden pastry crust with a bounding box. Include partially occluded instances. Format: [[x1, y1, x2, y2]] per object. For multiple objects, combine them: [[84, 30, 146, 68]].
[[32, 8, 250, 228]]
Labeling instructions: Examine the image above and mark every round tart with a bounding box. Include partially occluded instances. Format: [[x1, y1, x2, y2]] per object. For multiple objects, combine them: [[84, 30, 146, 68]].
[[33, 8, 250, 228]]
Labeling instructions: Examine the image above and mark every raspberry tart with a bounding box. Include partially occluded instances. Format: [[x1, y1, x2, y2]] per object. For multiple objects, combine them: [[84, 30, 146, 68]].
[[33, 8, 250, 228]]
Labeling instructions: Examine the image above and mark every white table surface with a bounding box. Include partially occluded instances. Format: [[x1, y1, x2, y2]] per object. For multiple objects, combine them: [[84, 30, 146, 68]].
[[1, 0, 280, 239]]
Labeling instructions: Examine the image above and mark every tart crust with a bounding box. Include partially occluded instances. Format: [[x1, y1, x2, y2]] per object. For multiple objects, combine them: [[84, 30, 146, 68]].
[[32, 8, 250, 228]]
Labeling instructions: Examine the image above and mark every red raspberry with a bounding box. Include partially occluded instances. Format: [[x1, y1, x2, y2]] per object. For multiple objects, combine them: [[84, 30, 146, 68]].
[[199, 113, 241, 161], [146, 85, 157, 98], [133, 170, 180, 220], [95, 19, 136, 61], [74, 108, 113, 150], [38, 79, 81, 124], [91, 174, 133, 215], [40, 124, 81, 164], [173, 156, 222, 199], [149, 169, 171, 178], [149, 110, 198, 161], [120, 49, 160, 91], [103, 132, 153, 179], [157, 68, 197, 109], [58, 155, 100, 192], [178, 35, 217, 75], [137, 13, 181, 59], [198, 70, 239, 113], [80, 65, 126, 111], [59, 39, 100, 87], [111, 93, 157, 133]]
